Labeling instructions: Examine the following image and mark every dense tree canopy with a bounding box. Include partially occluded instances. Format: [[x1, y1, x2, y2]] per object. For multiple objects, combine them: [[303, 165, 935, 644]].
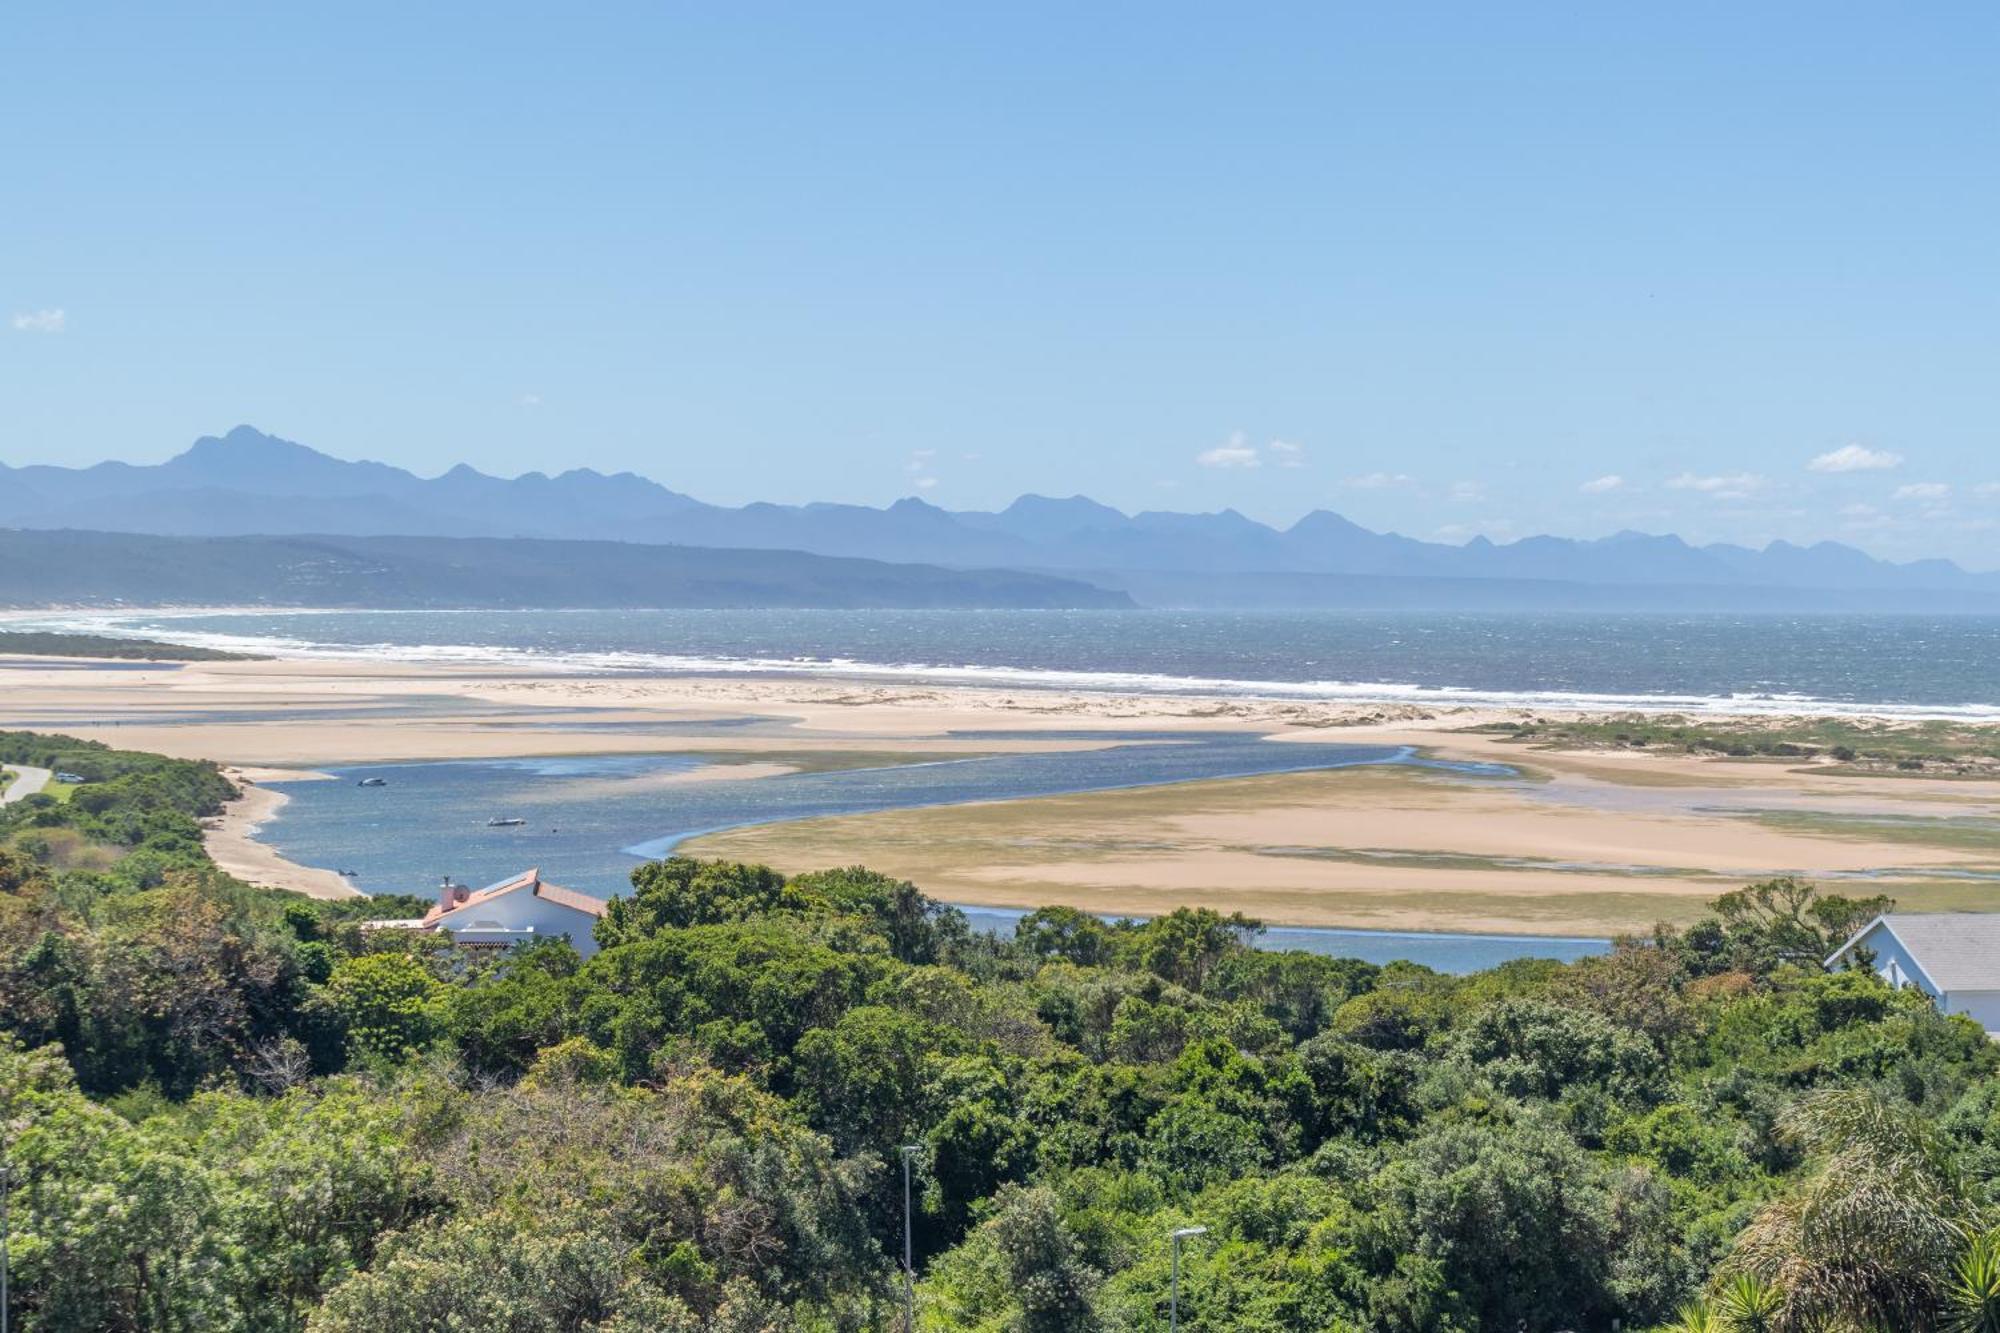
[[2, 731, 1998, 1330]]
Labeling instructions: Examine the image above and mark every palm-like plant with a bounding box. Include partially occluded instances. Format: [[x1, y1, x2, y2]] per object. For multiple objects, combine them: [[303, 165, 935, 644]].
[[1946, 1228, 2000, 1333], [1726, 1086, 1974, 1330], [1662, 1298, 1725, 1333], [1713, 1274, 1783, 1332]]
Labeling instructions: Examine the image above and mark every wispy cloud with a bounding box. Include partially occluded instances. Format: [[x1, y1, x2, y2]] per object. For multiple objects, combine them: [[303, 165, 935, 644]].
[[517, 393, 543, 408], [1340, 471, 1415, 490], [1196, 431, 1261, 469], [10, 308, 65, 333], [1808, 444, 1903, 473], [1667, 472, 1766, 500], [1446, 480, 1485, 502], [904, 448, 940, 491], [1267, 440, 1306, 468], [1579, 474, 1624, 494], [1196, 431, 1307, 470], [1893, 482, 1951, 501]]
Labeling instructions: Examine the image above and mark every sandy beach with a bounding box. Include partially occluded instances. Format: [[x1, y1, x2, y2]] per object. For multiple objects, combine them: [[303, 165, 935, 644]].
[[205, 768, 360, 900], [4, 651, 1997, 934]]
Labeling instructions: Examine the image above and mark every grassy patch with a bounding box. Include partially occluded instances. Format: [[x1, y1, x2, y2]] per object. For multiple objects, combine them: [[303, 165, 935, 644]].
[[4, 825, 119, 872], [1739, 806, 2000, 856], [1248, 844, 1706, 878], [1468, 714, 2000, 776]]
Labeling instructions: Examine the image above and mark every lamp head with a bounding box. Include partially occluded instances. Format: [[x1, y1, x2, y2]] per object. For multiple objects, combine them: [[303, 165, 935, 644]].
[[1172, 1225, 1208, 1240]]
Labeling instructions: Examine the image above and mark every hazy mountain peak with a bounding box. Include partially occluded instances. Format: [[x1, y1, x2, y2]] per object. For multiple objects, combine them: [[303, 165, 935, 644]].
[[993, 494, 1131, 534], [1287, 509, 1371, 536], [1004, 492, 1126, 518], [180, 424, 318, 462]]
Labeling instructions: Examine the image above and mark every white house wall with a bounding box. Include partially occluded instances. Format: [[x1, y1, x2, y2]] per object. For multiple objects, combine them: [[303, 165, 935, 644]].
[[1943, 990, 2000, 1033], [443, 891, 601, 958]]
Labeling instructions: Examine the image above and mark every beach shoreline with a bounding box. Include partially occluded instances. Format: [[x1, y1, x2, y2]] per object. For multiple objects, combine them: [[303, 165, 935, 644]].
[[1, 650, 1995, 933], [206, 769, 361, 900]]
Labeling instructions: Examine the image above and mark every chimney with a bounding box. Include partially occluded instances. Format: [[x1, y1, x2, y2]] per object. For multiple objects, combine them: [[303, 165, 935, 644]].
[[438, 876, 470, 911]]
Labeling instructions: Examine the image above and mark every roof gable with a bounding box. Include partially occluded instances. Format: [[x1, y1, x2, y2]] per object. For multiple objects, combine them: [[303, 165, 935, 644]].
[[1828, 913, 2000, 993]]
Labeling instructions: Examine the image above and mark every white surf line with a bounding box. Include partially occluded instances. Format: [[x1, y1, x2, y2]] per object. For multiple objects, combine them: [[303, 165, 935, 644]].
[[13, 607, 2000, 724]]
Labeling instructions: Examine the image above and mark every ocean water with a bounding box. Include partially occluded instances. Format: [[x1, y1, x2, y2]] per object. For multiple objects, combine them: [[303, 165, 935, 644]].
[[28, 607, 2000, 716], [255, 738, 1603, 972]]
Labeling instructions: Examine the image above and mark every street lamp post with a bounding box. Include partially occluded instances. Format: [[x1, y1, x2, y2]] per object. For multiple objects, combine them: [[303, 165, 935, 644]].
[[1169, 1225, 1207, 1333], [2, 1162, 12, 1333], [899, 1145, 922, 1332]]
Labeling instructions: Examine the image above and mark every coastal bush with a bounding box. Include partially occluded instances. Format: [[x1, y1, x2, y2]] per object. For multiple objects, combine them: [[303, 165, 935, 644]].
[[6, 730, 2000, 1330]]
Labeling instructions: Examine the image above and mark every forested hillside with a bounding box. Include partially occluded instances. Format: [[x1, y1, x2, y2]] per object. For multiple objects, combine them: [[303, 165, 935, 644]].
[[0, 529, 1131, 610], [2, 730, 1998, 1330], [0, 630, 256, 660]]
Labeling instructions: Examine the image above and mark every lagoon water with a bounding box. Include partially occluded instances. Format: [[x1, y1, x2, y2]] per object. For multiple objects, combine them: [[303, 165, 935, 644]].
[[262, 734, 1493, 892], [259, 737, 1606, 972]]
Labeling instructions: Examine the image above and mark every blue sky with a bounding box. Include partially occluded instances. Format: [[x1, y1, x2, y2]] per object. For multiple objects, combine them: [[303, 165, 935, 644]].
[[5, 3, 1998, 564]]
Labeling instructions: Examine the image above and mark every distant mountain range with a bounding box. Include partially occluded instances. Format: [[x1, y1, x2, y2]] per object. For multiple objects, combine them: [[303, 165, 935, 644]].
[[5, 426, 1998, 609]]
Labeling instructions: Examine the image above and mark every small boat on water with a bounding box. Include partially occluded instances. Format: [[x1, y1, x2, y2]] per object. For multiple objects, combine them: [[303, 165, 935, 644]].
[[357, 777, 387, 787], [486, 816, 528, 827]]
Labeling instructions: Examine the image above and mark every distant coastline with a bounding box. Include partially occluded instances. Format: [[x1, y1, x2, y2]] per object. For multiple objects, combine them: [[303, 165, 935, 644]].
[[11, 604, 2000, 722]]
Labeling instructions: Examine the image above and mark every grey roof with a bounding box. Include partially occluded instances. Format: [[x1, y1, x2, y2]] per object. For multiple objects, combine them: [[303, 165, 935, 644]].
[[1836, 914, 2000, 992]]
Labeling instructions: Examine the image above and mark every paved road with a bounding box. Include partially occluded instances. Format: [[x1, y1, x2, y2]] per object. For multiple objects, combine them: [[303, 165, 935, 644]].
[[0, 764, 52, 804]]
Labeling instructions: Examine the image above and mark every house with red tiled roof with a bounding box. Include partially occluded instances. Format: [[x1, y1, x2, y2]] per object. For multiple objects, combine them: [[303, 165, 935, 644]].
[[376, 867, 609, 958]]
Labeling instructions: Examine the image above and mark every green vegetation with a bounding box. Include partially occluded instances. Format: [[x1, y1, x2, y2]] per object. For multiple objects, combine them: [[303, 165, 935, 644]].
[[1476, 714, 2000, 776], [0, 630, 258, 660], [7, 731, 2000, 1329]]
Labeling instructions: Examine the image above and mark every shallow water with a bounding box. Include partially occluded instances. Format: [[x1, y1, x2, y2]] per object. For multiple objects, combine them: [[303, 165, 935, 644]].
[[257, 734, 1603, 972], [954, 906, 1606, 971]]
